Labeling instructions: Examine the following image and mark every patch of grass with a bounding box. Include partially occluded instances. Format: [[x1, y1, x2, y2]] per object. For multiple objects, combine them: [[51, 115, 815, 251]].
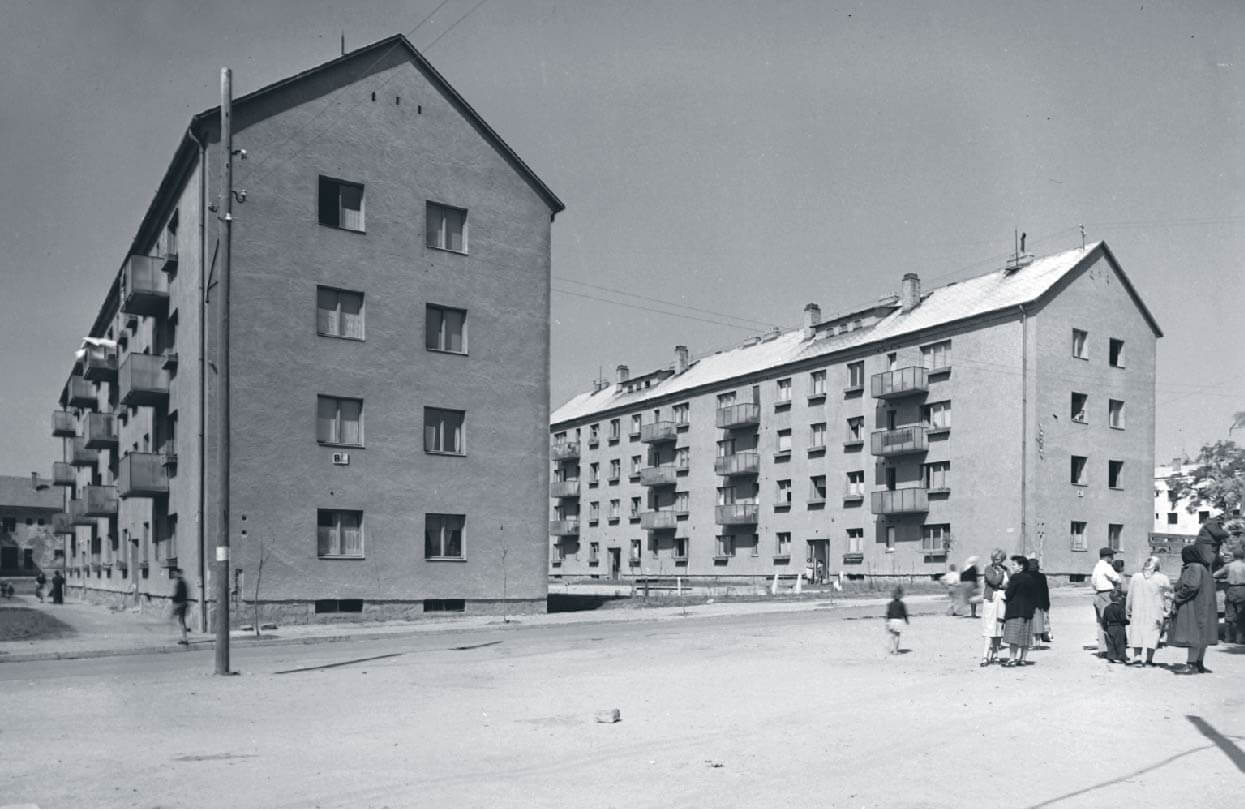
[[0, 607, 76, 642]]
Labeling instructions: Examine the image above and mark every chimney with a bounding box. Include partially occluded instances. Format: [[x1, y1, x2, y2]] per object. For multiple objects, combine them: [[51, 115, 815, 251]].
[[616, 364, 629, 384], [802, 303, 821, 339], [674, 345, 689, 374], [900, 273, 920, 312], [31, 471, 39, 490]]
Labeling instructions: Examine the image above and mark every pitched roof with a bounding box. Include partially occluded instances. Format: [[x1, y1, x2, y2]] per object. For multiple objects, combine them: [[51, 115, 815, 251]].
[[0, 476, 62, 513], [552, 241, 1161, 425]]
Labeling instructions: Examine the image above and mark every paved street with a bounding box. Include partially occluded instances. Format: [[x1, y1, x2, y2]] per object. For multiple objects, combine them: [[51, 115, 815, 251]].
[[3, 590, 1243, 808]]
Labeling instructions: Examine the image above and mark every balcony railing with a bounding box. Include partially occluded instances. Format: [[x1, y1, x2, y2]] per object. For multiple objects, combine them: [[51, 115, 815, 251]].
[[66, 376, 96, 409], [549, 518, 581, 536], [52, 513, 74, 535], [120, 254, 171, 316], [715, 503, 759, 525], [82, 347, 118, 381], [83, 485, 119, 516], [870, 488, 930, 515], [714, 451, 760, 477], [871, 366, 929, 399], [118, 354, 170, 407], [52, 462, 74, 486], [51, 410, 76, 437], [83, 412, 118, 449], [639, 465, 679, 487], [716, 403, 761, 429], [69, 437, 98, 467], [550, 480, 581, 498], [639, 421, 678, 443], [118, 453, 169, 498], [639, 510, 679, 531], [870, 425, 929, 456], [551, 441, 581, 461]]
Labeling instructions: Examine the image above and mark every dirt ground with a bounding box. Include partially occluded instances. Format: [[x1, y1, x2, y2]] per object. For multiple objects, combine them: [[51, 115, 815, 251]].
[[2, 589, 1242, 808]]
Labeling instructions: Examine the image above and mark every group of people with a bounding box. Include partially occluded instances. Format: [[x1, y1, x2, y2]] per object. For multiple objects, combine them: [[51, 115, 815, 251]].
[[977, 551, 1051, 667], [1, 570, 64, 603]]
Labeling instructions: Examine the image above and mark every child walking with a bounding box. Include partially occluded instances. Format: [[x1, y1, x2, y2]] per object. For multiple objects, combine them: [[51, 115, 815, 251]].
[[1101, 588, 1130, 663], [886, 586, 909, 654]]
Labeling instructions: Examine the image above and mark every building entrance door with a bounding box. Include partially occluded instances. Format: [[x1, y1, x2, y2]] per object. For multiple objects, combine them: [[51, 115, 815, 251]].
[[608, 548, 622, 580], [806, 539, 828, 584]]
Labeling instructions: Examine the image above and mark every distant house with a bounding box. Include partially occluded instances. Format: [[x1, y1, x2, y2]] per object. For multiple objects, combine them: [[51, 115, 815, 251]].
[[1151, 461, 1222, 547], [0, 475, 63, 576]]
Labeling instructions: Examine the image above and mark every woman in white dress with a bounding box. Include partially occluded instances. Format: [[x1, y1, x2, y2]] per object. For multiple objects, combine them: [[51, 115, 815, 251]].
[[979, 548, 1011, 667], [1126, 555, 1172, 667]]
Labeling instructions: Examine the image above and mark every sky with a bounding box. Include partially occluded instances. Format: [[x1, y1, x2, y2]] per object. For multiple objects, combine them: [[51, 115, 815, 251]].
[[1, 0, 1243, 479]]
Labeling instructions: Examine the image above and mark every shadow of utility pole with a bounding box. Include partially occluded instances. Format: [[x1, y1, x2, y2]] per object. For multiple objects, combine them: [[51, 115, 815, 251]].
[[1187, 714, 1245, 774]]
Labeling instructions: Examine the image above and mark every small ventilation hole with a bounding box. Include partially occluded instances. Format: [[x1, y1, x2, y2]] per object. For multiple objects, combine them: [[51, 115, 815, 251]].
[[370, 91, 375, 101]]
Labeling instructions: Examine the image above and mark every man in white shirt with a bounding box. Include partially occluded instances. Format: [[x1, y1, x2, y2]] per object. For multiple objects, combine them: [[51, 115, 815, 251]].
[[1091, 546, 1122, 657]]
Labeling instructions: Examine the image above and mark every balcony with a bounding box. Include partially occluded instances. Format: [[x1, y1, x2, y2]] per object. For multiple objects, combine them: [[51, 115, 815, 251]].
[[68, 499, 93, 525], [551, 441, 581, 461], [549, 519, 580, 536], [52, 462, 75, 486], [870, 425, 929, 457], [550, 480, 580, 499], [714, 451, 760, 477], [716, 403, 760, 429], [639, 421, 678, 443], [118, 354, 170, 407], [83, 413, 118, 449], [639, 465, 679, 487], [66, 376, 96, 409], [82, 347, 118, 381], [870, 488, 930, 515], [161, 439, 178, 469], [118, 453, 169, 498], [120, 254, 170, 316], [640, 510, 679, 531], [715, 503, 759, 525], [69, 437, 98, 467], [51, 410, 76, 437], [52, 513, 74, 535], [871, 366, 929, 399], [83, 485, 119, 516]]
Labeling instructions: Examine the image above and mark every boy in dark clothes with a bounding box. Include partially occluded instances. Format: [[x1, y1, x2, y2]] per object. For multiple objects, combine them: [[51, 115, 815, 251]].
[[1101, 589, 1130, 663], [886, 586, 909, 655]]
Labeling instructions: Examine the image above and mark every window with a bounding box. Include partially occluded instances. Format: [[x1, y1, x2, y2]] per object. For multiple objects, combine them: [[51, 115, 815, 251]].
[[426, 304, 467, 353], [1072, 329, 1088, 359], [316, 396, 363, 446], [426, 201, 467, 252], [846, 417, 864, 442], [589, 463, 599, 485], [1167, 512, 1178, 526], [885, 526, 896, 553], [717, 439, 735, 458], [424, 407, 465, 455], [922, 524, 951, 554], [673, 537, 688, 560], [776, 378, 792, 404], [318, 177, 364, 231], [846, 470, 865, 497], [630, 414, 642, 437], [1070, 455, 1088, 486], [1109, 338, 1125, 368], [1198, 510, 1210, 523], [847, 528, 863, 553], [1071, 392, 1088, 423], [777, 429, 792, 454], [924, 461, 950, 490], [425, 513, 465, 559], [673, 403, 689, 425], [630, 497, 641, 518], [810, 422, 826, 449], [1070, 521, 1088, 551], [777, 479, 792, 504], [1109, 399, 1125, 429], [809, 475, 827, 502], [589, 424, 600, 446], [648, 535, 659, 558], [1108, 524, 1123, 552], [923, 401, 951, 430], [810, 370, 826, 397], [717, 392, 736, 407], [776, 532, 791, 556], [317, 509, 363, 558], [589, 502, 599, 524], [630, 538, 641, 563], [887, 352, 898, 371], [847, 361, 864, 389], [609, 500, 621, 522], [675, 491, 689, 514], [717, 486, 736, 506], [1109, 460, 1124, 489], [675, 447, 689, 470], [921, 340, 951, 370], [316, 287, 364, 339], [589, 542, 600, 564], [608, 459, 621, 482], [716, 535, 735, 558], [551, 542, 565, 564], [630, 455, 642, 477], [609, 419, 621, 442]]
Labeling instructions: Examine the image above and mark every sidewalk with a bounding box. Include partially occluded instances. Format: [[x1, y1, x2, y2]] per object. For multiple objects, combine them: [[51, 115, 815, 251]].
[[0, 587, 1016, 664]]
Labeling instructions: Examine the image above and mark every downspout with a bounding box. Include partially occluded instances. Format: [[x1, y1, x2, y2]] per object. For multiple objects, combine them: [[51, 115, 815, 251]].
[[187, 126, 209, 633], [1018, 303, 1029, 556]]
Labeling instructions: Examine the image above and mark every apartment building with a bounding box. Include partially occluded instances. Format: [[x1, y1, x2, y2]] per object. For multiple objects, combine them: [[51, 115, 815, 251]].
[[0, 475, 62, 577], [550, 242, 1158, 582], [47, 35, 563, 625], [1152, 461, 1220, 540]]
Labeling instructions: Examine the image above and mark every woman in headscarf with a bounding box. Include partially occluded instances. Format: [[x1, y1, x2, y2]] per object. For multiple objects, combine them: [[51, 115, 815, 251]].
[[960, 556, 980, 618], [1001, 557, 1040, 666], [1027, 558, 1051, 645], [1169, 545, 1218, 674], [1126, 555, 1172, 667], [979, 549, 1009, 667]]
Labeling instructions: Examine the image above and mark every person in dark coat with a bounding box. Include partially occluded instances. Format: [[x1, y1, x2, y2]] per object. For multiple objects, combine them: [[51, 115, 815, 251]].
[[1194, 517, 1229, 573], [1000, 557, 1040, 666], [50, 570, 65, 604], [1170, 545, 1218, 673], [960, 557, 980, 618], [1028, 558, 1052, 644], [1101, 589, 1130, 663]]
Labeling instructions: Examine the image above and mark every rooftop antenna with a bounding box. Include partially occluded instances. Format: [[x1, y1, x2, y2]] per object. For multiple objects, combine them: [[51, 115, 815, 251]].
[[1080, 224, 1086, 249], [340, 32, 346, 56], [1004, 228, 1034, 274]]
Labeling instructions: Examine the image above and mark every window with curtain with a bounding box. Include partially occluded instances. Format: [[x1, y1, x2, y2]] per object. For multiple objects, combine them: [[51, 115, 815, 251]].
[[424, 407, 465, 455], [317, 286, 364, 339], [318, 177, 365, 232], [426, 304, 467, 353], [425, 513, 465, 559], [318, 509, 363, 558], [426, 201, 467, 252], [317, 396, 363, 446]]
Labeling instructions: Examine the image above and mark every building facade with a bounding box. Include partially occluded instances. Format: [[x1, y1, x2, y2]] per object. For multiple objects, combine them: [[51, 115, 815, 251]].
[[1152, 461, 1220, 540], [48, 35, 562, 625], [550, 242, 1159, 581], [0, 475, 62, 577]]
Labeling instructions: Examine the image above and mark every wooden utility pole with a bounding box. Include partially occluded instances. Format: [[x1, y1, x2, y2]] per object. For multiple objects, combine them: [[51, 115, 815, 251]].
[[214, 66, 234, 676]]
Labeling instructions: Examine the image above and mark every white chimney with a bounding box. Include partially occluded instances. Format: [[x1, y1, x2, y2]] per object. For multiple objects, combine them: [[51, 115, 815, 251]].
[[616, 364, 629, 384], [803, 303, 821, 339], [900, 273, 920, 312], [674, 345, 689, 374]]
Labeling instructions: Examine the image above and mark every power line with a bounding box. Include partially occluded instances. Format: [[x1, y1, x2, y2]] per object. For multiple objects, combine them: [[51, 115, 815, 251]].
[[423, 0, 489, 50], [553, 275, 780, 330], [552, 287, 766, 333]]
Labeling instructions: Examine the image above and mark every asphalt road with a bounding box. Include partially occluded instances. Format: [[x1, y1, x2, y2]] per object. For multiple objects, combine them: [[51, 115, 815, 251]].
[[4, 593, 1242, 808]]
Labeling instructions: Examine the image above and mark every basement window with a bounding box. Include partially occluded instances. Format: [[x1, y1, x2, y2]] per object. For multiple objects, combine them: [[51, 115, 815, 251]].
[[314, 598, 364, 614], [423, 599, 465, 613]]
